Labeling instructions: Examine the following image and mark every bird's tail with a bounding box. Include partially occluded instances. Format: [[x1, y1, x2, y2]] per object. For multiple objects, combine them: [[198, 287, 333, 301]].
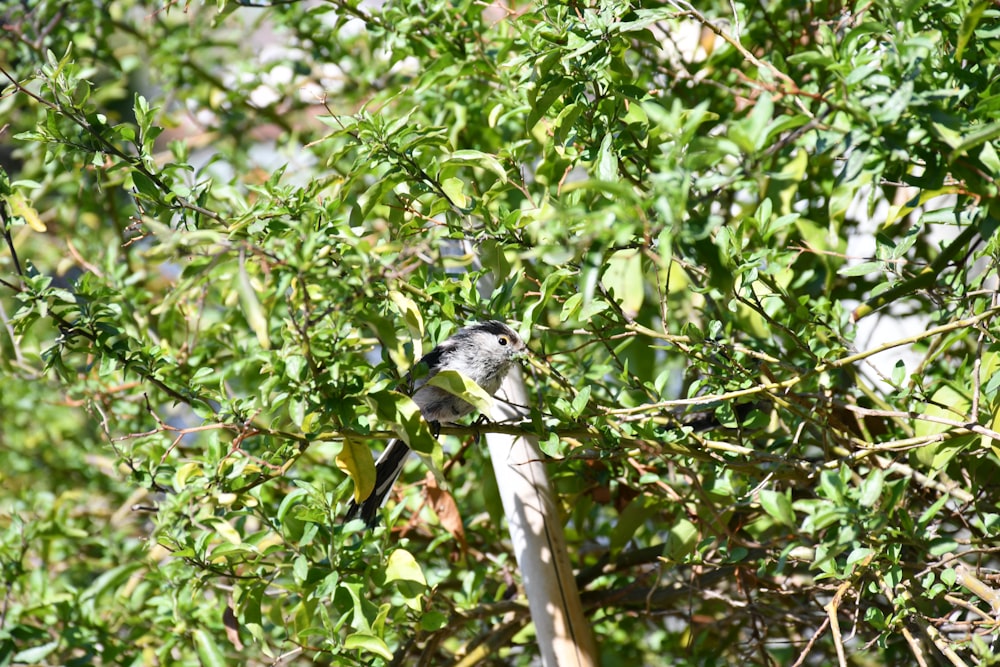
[[344, 438, 412, 528]]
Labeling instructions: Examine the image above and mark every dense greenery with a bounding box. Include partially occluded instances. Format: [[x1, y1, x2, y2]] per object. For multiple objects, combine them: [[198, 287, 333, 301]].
[[2, 0, 999, 664]]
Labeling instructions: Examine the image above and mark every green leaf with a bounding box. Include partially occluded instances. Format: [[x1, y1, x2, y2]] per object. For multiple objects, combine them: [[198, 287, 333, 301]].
[[365, 391, 438, 454], [425, 369, 495, 415], [356, 174, 403, 222], [818, 470, 845, 504], [570, 385, 591, 417], [344, 633, 393, 660], [914, 382, 977, 469], [845, 547, 873, 569], [864, 606, 887, 630], [292, 554, 309, 585], [560, 292, 584, 321], [237, 254, 270, 350], [388, 290, 424, 339], [858, 470, 884, 508], [440, 176, 468, 209], [444, 149, 508, 183], [929, 537, 958, 556], [79, 562, 144, 602], [949, 120, 1000, 163], [602, 249, 644, 317], [747, 93, 775, 151], [528, 77, 571, 130], [839, 261, 881, 277], [956, 0, 990, 61], [595, 132, 618, 181], [610, 494, 657, 556], [420, 610, 449, 632], [662, 517, 698, 562], [538, 432, 564, 459], [890, 359, 906, 386], [129, 171, 160, 200], [193, 629, 227, 667], [14, 642, 59, 663], [917, 494, 950, 531], [759, 489, 796, 527]]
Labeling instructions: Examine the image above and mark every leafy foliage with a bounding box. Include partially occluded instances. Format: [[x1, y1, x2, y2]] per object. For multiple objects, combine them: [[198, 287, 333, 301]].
[[2, 0, 1000, 664]]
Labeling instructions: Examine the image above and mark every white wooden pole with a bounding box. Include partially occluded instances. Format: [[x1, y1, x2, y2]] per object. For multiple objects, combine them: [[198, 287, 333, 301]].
[[487, 366, 599, 667]]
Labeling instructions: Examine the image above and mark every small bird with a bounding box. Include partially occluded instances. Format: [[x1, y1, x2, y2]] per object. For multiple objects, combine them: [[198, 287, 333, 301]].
[[345, 320, 526, 528]]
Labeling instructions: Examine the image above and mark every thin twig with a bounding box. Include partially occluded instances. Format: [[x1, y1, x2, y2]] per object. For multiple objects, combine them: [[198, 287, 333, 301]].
[[610, 307, 1000, 416]]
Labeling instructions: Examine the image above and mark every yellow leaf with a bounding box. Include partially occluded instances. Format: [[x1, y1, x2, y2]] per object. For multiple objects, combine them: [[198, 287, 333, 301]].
[[174, 462, 203, 491], [386, 548, 428, 609], [9, 192, 46, 232], [336, 437, 376, 502], [385, 548, 427, 586], [212, 519, 242, 545], [256, 532, 284, 552]]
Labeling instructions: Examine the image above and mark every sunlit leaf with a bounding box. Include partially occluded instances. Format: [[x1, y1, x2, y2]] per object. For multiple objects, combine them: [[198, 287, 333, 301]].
[[425, 369, 494, 415], [337, 437, 377, 503]]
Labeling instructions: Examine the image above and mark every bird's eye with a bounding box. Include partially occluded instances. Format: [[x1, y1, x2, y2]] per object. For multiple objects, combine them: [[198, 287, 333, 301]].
[[497, 335, 509, 346]]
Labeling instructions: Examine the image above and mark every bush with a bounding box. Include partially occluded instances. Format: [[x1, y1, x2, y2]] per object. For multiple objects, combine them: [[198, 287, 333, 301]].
[[2, 0, 999, 664]]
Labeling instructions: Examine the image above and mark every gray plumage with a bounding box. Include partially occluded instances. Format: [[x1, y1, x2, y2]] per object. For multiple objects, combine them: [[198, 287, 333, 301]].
[[345, 320, 526, 528]]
